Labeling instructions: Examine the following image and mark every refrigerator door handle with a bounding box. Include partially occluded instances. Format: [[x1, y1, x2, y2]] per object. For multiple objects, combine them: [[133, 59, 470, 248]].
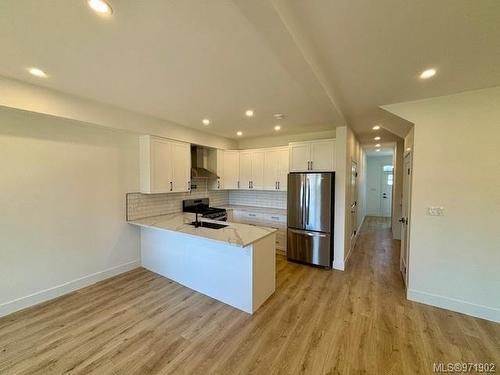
[[289, 228, 327, 238], [306, 177, 310, 225]]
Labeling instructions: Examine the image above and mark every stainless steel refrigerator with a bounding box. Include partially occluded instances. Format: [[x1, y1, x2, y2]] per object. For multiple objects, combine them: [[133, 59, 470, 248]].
[[287, 172, 334, 268]]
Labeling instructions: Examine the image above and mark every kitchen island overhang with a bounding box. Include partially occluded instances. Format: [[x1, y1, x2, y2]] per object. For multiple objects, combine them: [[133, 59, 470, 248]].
[[128, 213, 276, 314]]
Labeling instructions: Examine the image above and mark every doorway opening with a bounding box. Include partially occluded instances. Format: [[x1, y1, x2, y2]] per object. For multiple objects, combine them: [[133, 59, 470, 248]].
[[366, 152, 394, 220]]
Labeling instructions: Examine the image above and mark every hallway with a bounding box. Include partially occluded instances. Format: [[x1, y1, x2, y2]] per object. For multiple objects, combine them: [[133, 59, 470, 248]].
[[1, 217, 498, 374]]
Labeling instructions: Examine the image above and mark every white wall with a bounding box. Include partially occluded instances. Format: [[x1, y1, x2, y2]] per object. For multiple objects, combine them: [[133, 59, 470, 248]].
[[366, 155, 393, 216], [0, 108, 140, 316], [392, 140, 404, 239], [384, 86, 500, 322], [0, 76, 236, 150], [333, 126, 362, 270], [333, 127, 347, 270], [237, 129, 336, 149]]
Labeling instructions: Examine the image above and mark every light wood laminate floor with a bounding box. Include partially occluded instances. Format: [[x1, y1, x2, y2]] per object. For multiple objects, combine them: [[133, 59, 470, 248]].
[[1, 217, 499, 374]]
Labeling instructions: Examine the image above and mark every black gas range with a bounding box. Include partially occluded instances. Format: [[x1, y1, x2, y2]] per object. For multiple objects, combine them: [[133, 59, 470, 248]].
[[182, 198, 227, 221]]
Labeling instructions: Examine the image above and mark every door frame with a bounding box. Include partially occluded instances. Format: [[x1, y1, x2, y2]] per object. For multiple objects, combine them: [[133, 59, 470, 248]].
[[350, 160, 359, 246], [400, 150, 413, 288]]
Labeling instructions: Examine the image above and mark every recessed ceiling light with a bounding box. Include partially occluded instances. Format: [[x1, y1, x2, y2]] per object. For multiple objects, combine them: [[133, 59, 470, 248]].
[[273, 113, 285, 120], [274, 125, 281, 131], [236, 131, 243, 136], [375, 144, 381, 147], [420, 68, 436, 79], [375, 149, 381, 152], [202, 119, 210, 126], [374, 136, 381, 141], [372, 125, 380, 130], [88, 0, 113, 15], [28, 67, 47, 78], [245, 110, 254, 117]]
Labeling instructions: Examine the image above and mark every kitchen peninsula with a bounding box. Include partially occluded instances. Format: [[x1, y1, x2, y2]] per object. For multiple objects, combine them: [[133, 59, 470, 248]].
[[128, 212, 277, 314]]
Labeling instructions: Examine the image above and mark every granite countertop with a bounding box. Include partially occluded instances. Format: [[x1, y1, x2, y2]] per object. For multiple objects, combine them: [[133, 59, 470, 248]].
[[128, 212, 277, 248], [221, 205, 287, 216]]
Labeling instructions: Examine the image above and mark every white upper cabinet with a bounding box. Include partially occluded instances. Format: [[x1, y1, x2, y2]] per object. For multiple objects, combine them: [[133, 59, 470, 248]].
[[289, 143, 310, 172], [251, 151, 265, 190], [277, 148, 289, 190], [170, 141, 191, 192], [264, 147, 289, 191], [208, 149, 224, 189], [239, 150, 264, 190], [289, 139, 336, 172], [140, 135, 191, 194], [222, 150, 240, 190]]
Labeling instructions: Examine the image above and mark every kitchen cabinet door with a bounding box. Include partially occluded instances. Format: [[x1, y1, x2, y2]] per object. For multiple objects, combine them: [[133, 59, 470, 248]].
[[140, 136, 172, 193], [223, 150, 240, 189], [277, 147, 289, 191], [239, 151, 253, 190], [170, 141, 191, 192], [263, 149, 280, 190], [251, 151, 265, 190], [289, 143, 311, 172], [311, 139, 336, 171]]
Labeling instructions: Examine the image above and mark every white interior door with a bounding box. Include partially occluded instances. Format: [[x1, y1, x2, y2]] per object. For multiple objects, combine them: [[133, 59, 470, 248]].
[[350, 160, 359, 243], [400, 152, 412, 286], [170, 142, 190, 192], [380, 166, 393, 217]]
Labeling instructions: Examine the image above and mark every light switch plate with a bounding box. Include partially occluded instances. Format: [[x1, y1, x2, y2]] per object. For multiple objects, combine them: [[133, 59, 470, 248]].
[[426, 206, 445, 216]]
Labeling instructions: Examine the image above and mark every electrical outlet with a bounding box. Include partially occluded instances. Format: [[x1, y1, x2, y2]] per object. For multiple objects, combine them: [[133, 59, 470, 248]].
[[426, 206, 445, 216]]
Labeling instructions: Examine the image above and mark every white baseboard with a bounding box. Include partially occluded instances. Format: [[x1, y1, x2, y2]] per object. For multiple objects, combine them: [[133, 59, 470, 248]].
[[407, 289, 500, 323], [0, 260, 141, 318], [332, 258, 345, 271], [344, 215, 365, 268]]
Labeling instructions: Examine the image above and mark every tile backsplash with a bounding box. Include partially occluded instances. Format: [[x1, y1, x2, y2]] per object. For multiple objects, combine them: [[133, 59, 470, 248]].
[[127, 181, 288, 221], [228, 190, 287, 209], [127, 179, 228, 221]]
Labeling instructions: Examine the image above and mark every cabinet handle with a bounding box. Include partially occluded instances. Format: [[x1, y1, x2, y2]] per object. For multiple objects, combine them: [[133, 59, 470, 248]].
[[278, 181, 280, 190], [275, 181, 277, 190], [217, 179, 220, 189], [311, 161, 313, 170], [307, 161, 311, 170], [248, 181, 251, 189], [187, 180, 190, 191], [249, 213, 256, 217], [271, 216, 279, 220], [170, 181, 173, 191], [238, 181, 240, 189]]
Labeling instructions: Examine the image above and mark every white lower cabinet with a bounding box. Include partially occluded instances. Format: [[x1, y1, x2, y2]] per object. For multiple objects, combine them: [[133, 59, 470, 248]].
[[229, 208, 287, 255]]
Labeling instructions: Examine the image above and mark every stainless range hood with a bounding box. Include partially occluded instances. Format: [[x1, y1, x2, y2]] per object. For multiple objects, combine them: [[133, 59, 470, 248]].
[[191, 146, 218, 179]]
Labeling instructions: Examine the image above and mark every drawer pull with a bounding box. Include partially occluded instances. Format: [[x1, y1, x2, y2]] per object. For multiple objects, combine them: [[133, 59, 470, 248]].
[[248, 213, 256, 217], [271, 216, 280, 220]]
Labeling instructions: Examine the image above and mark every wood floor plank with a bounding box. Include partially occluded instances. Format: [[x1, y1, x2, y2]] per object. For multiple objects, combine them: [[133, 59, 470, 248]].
[[1, 216, 498, 374]]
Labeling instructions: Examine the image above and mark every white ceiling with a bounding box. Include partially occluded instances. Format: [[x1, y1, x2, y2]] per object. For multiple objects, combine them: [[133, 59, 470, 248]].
[[1, 0, 499, 142], [0, 0, 342, 139]]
